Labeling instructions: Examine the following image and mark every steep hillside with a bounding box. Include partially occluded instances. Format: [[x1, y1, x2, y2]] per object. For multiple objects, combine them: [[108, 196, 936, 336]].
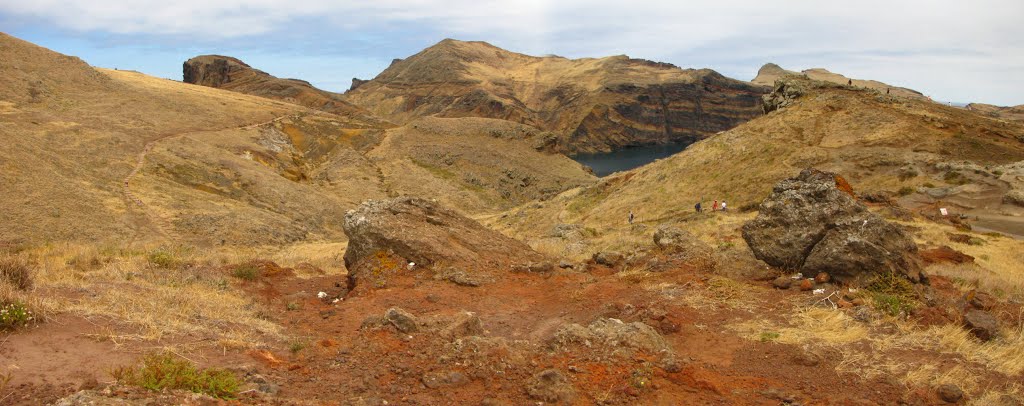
[[0, 34, 594, 250], [345, 39, 766, 154], [752, 63, 926, 100], [967, 103, 1024, 123], [0, 33, 304, 245], [491, 76, 1024, 253], [183, 55, 392, 127]]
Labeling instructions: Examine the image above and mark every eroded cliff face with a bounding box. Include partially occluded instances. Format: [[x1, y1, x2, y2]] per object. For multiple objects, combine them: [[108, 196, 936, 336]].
[[344, 39, 766, 154], [183, 55, 390, 127]]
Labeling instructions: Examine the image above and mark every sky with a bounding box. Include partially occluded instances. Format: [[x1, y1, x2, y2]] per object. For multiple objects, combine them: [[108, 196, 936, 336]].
[[2, 0, 1023, 105]]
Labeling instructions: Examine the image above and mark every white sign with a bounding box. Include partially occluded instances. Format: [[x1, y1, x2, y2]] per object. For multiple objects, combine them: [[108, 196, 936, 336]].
[[939, 208, 948, 216]]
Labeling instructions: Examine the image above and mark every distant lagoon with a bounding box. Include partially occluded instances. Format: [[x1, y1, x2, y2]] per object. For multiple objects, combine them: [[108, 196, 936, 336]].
[[572, 141, 692, 177]]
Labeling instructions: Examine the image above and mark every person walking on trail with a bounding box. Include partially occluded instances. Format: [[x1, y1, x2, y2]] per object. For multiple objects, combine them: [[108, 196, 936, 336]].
[[721, 201, 727, 212], [712, 200, 718, 212], [847, 79, 852, 86], [695, 201, 702, 213], [628, 210, 634, 225]]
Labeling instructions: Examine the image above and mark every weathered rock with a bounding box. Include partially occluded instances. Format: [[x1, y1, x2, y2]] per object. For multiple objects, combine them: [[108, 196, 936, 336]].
[[526, 369, 576, 404], [550, 318, 673, 361], [772, 276, 793, 289], [528, 261, 555, 273], [343, 197, 546, 290], [385, 307, 419, 333], [799, 279, 814, 291], [653, 225, 712, 258], [558, 260, 574, 269], [920, 246, 975, 265], [936, 383, 964, 403], [966, 290, 998, 311], [441, 311, 485, 338], [742, 168, 923, 285], [593, 251, 624, 267], [1004, 190, 1024, 207], [814, 272, 831, 284], [963, 309, 999, 341], [422, 371, 469, 389]]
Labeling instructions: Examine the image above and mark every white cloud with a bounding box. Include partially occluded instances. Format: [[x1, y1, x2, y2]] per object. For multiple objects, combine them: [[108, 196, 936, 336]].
[[2, 0, 1022, 104]]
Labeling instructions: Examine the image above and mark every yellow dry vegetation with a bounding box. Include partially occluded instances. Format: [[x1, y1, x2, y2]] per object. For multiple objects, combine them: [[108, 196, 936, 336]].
[[7, 243, 282, 346]]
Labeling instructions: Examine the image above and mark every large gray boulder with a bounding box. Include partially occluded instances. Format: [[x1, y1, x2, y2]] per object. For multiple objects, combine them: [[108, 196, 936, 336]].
[[741, 168, 923, 284], [342, 197, 546, 290]]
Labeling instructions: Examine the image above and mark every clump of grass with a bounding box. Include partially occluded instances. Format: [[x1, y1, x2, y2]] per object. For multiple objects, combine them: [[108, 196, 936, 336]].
[[759, 331, 780, 342], [111, 352, 240, 399], [289, 341, 306, 354], [147, 249, 177, 269], [0, 258, 32, 290], [897, 186, 916, 197], [285, 302, 300, 311], [865, 271, 918, 317], [231, 263, 261, 281], [0, 300, 34, 330]]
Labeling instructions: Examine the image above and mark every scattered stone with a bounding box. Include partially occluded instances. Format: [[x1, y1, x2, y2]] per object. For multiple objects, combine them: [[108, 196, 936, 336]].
[[799, 279, 813, 291], [526, 369, 576, 404], [550, 318, 673, 361], [963, 309, 999, 341], [742, 168, 924, 284], [967, 290, 998, 311], [441, 311, 485, 338], [528, 261, 555, 273], [792, 350, 821, 367], [814, 272, 831, 284], [593, 251, 624, 267], [837, 299, 853, 309], [421, 371, 469, 389], [936, 383, 964, 403], [558, 260, 574, 269], [772, 276, 793, 289], [385, 307, 419, 334]]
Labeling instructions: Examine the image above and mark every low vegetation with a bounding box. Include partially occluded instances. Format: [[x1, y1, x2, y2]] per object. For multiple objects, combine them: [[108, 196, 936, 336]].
[[111, 352, 240, 399]]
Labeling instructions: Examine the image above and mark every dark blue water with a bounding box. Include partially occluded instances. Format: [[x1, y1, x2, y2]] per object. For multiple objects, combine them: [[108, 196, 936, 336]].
[[572, 142, 692, 177]]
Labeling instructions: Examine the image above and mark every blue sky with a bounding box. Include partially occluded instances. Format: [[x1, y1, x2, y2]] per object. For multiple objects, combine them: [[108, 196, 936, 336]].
[[2, 0, 1023, 105]]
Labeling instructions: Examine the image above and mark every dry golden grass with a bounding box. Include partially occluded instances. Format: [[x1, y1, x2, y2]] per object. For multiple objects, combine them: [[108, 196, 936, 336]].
[[907, 220, 1024, 299], [731, 306, 1024, 396], [9, 243, 282, 346]]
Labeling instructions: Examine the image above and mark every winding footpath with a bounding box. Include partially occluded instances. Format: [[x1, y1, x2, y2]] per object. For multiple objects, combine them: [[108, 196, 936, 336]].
[[121, 114, 298, 241]]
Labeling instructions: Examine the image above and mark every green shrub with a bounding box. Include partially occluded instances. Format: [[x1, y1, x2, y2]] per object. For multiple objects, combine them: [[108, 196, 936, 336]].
[[0, 301, 34, 330], [231, 264, 260, 281], [896, 186, 915, 197], [111, 352, 240, 399], [0, 259, 32, 290], [147, 249, 176, 268], [289, 341, 306, 354], [759, 331, 780, 342], [865, 271, 918, 317]]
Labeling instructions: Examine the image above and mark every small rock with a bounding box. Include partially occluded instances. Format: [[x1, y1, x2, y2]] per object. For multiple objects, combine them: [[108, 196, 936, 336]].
[[422, 371, 469, 389], [385, 307, 419, 333], [772, 276, 792, 289], [837, 299, 853, 308], [799, 279, 814, 291], [963, 309, 999, 341], [936, 383, 963, 403], [851, 297, 866, 307], [967, 290, 998, 310], [442, 311, 484, 338], [593, 251, 624, 267], [558, 260, 574, 269], [526, 369, 576, 404], [528, 261, 555, 273], [814, 272, 831, 283], [792, 350, 820, 367]]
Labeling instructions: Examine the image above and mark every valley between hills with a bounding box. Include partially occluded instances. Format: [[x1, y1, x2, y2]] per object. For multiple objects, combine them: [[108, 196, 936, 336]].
[[2, 31, 1024, 405]]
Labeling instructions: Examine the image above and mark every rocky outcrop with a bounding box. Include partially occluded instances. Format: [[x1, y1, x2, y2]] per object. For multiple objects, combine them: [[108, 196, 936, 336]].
[[750, 63, 802, 86], [342, 197, 546, 290], [344, 39, 767, 154], [752, 63, 926, 100], [182, 55, 389, 127], [742, 168, 923, 284]]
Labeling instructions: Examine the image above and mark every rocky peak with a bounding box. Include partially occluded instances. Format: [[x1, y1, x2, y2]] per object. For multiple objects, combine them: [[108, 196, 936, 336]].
[[182, 55, 257, 87]]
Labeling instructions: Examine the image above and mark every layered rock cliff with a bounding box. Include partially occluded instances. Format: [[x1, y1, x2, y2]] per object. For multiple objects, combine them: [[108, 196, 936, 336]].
[[344, 39, 766, 154]]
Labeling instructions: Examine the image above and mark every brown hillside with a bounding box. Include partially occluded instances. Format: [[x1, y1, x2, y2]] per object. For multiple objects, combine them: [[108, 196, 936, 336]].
[[752, 63, 926, 100], [345, 39, 766, 154], [183, 55, 392, 128], [491, 76, 1024, 251], [967, 103, 1024, 123]]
